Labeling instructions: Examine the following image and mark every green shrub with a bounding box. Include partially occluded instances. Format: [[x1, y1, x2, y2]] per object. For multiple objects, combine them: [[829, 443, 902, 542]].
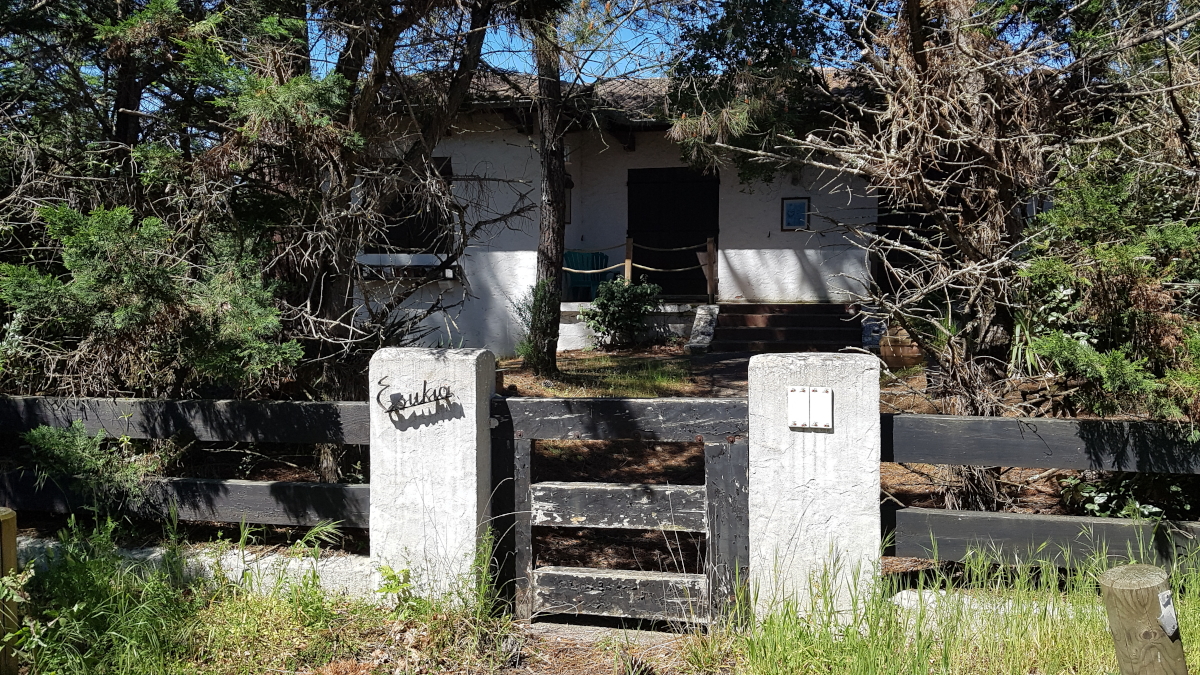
[[0, 206, 301, 397], [22, 422, 176, 510], [1031, 331, 1173, 416], [1059, 472, 1199, 520], [580, 277, 662, 348], [8, 517, 201, 674], [513, 279, 559, 361]]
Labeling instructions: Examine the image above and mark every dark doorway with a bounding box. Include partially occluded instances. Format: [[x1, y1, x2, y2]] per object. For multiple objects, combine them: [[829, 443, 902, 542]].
[[627, 167, 719, 299]]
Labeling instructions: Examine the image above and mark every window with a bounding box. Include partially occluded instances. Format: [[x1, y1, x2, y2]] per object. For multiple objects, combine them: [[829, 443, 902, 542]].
[[781, 197, 810, 231], [366, 157, 454, 254]]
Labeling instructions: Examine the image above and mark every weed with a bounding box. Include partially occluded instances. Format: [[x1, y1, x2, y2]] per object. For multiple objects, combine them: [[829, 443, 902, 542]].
[[21, 422, 179, 510], [6, 519, 514, 674]]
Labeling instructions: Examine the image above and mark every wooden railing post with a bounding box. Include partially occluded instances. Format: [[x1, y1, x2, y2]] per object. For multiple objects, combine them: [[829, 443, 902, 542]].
[[1, 508, 16, 675], [1099, 564, 1188, 675], [705, 237, 716, 303], [624, 237, 633, 282]]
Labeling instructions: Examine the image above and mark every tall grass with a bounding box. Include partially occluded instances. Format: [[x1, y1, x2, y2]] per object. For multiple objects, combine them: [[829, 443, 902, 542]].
[[3, 518, 513, 674], [684, 545, 1200, 674]]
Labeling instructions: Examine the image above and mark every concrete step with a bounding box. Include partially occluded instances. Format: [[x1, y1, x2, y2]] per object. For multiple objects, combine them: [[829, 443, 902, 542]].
[[717, 303, 855, 316], [712, 326, 862, 342], [716, 314, 861, 328]]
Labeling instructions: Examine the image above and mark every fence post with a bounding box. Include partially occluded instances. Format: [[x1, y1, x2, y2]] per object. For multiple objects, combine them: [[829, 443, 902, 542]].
[[1099, 564, 1188, 675], [706, 237, 716, 303], [624, 237, 633, 281], [1, 507, 15, 675], [369, 348, 495, 596], [747, 353, 880, 616]]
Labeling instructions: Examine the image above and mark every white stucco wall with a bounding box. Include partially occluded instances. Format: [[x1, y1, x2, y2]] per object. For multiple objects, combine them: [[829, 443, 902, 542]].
[[388, 119, 543, 356], [718, 168, 874, 302], [365, 115, 876, 355], [369, 348, 495, 594], [564, 131, 875, 304]]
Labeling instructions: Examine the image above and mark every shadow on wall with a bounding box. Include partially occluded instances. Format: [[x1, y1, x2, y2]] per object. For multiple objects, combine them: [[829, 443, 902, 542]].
[[406, 249, 538, 355], [720, 246, 868, 303]]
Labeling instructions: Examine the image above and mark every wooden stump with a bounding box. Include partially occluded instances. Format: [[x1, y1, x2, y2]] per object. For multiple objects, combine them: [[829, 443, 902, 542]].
[[1099, 563, 1188, 675], [0, 508, 16, 675]]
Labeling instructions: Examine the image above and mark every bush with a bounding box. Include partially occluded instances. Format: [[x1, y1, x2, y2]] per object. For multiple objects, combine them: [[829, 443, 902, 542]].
[[580, 277, 662, 349], [8, 517, 201, 674], [512, 279, 559, 360], [22, 422, 177, 511], [0, 206, 302, 397], [1059, 472, 1200, 520]]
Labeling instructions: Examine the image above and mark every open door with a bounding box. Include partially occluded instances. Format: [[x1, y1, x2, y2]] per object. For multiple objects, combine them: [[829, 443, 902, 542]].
[[627, 167, 719, 299]]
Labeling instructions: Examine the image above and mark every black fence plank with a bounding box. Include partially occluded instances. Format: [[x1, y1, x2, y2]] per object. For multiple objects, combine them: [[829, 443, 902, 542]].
[[489, 399, 518, 604], [0, 397, 370, 445], [514, 439, 534, 620], [706, 442, 749, 617], [0, 472, 369, 528], [894, 507, 1200, 564], [886, 414, 1200, 474], [531, 482, 706, 531], [499, 397, 748, 442], [531, 566, 707, 621]]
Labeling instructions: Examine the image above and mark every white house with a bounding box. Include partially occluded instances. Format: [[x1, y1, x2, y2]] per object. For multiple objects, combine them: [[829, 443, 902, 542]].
[[363, 79, 877, 356]]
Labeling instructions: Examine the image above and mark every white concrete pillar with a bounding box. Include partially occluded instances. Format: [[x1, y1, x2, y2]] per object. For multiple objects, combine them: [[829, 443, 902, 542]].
[[369, 348, 494, 595], [748, 352, 880, 614]]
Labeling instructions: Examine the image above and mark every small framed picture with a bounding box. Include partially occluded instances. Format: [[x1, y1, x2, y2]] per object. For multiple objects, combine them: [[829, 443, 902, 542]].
[[781, 198, 810, 231]]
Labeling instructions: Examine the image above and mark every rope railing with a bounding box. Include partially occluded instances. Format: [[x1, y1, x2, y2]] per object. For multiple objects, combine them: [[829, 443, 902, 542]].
[[563, 236, 718, 302], [562, 262, 626, 274], [632, 242, 708, 252], [632, 263, 706, 272]]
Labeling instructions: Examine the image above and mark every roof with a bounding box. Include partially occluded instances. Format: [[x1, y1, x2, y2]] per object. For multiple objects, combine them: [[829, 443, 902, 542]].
[[465, 71, 670, 128]]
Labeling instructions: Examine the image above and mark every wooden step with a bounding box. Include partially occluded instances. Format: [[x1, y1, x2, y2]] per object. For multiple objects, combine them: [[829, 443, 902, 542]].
[[531, 566, 708, 621], [712, 326, 862, 342], [717, 303, 855, 315], [708, 341, 859, 353], [717, 313, 862, 328]]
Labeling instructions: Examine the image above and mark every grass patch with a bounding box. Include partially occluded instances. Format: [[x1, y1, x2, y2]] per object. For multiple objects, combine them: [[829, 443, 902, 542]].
[[3, 518, 513, 674], [501, 350, 701, 397], [678, 549, 1200, 675]]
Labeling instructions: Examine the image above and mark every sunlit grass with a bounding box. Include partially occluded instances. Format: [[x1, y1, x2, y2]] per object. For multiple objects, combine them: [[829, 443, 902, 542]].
[[679, 546, 1200, 675], [5, 519, 513, 675], [501, 351, 699, 397]]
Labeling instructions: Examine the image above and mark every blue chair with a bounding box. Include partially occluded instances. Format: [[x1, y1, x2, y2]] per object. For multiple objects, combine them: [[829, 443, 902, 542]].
[[564, 251, 611, 301]]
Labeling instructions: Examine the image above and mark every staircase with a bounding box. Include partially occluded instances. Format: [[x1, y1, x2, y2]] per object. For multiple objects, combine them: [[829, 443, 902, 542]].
[[708, 304, 863, 353]]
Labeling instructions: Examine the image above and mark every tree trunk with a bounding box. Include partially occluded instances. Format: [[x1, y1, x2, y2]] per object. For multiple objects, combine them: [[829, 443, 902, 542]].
[[526, 21, 568, 377]]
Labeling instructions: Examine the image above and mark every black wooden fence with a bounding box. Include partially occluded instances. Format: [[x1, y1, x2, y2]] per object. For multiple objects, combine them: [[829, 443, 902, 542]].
[[494, 397, 748, 622], [4, 395, 1200, 570]]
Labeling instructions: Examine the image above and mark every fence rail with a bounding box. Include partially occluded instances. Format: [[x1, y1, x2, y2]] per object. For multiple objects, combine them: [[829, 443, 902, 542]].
[[501, 397, 748, 442], [891, 507, 1200, 564], [0, 471, 369, 528], [7, 394, 1200, 567], [0, 396, 369, 445], [885, 413, 1200, 474]]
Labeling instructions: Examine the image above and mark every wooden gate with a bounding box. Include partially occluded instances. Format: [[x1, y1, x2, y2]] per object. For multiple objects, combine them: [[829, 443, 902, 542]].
[[491, 397, 749, 622]]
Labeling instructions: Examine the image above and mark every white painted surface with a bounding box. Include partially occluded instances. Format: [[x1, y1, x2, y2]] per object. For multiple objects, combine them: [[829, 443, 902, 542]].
[[558, 302, 698, 350], [17, 536, 377, 599], [564, 131, 875, 304], [369, 115, 876, 354], [748, 353, 879, 615], [369, 348, 494, 595]]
